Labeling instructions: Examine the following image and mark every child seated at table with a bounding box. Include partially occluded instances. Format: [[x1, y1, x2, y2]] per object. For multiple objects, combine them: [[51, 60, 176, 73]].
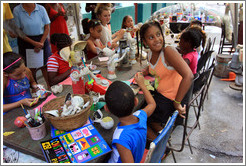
[[179, 26, 207, 74], [95, 4, 125, 49], [178, 20, 203, 53], [105, 72, 156, 163], [82, 18, 106, 60], [121, 15, 139, 38], [139, 20, 193, 140], [47, 33, 72, 86], [3, 52, 39, 113]]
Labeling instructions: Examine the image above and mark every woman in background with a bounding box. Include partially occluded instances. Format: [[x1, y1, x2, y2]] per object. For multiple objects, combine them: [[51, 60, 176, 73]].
[[45, 3, 69, 53], [13, 3, 52, 89]]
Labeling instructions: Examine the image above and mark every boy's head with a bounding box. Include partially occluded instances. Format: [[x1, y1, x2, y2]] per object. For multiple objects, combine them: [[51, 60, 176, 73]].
[[190, 20, 202, 27], [50, 33, 72, 51], [105, 81, 135, 118]]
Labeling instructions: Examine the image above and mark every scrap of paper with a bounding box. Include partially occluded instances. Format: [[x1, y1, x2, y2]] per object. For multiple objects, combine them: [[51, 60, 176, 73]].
[[35, 93, 57, 111], [98, 57, 109, 62], [59, 77, 72, 85], [3, 131, 15, 136]]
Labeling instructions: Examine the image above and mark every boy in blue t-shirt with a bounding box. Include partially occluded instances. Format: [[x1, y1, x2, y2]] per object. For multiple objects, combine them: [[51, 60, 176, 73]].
[[105, 72, 156, 163]]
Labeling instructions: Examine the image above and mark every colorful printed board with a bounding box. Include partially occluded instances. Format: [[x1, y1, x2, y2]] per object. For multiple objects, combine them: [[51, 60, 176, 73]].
[[40, 120, 112, 163], [50, 118, 92, 138]]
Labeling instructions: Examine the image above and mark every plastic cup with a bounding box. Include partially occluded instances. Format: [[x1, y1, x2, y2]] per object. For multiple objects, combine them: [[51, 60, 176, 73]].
[[26, 121, 47, 140]]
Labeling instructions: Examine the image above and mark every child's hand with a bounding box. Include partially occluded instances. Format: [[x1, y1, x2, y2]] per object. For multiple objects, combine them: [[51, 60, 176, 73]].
[[133, 27, 139, 32], [141, 67, 149, 76], [21, 98, 38, 107], [111, 43, 118, 49], [31, 84, 39, 93], [134, 72, 145, 88], [173, 102, 186, 119]]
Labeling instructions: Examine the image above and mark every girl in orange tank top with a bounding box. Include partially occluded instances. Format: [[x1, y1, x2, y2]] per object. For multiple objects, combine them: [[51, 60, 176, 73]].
[[139, 20, 194, 141]]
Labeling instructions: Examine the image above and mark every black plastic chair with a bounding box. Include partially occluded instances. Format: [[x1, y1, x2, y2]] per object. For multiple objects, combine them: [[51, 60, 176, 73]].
[[197, 50, 214, 74], [167, 73, 199, 163], [190, 59, 215, 130], [168, 61, 215, 163]]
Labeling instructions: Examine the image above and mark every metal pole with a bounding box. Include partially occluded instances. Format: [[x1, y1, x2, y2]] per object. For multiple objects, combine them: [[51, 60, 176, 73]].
[[233, 3, 239, 48]]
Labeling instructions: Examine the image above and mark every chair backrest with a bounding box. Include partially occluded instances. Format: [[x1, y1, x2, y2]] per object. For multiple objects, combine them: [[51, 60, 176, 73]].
[[182, 73, 199, 105], [193, 62, 215, 94], [196, 50, 214, 74], [144, 111, 179, 163]]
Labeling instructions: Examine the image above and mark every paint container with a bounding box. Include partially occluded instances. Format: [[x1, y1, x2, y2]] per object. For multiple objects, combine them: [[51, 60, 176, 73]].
[[26, 120, 47, 140]]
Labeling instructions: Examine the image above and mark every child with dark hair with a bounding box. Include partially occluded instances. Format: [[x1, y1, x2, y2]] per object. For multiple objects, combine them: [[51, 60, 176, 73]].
[[177, 19, 203, 38], [3, 52, 39, 112], [105, 73, 156, 163], [179, 26, 207, 74], [82, 18, 105, 60], [190, 20, 203, 27], [121, 15, 138, 38], [47, 33, 72, 86], [139, 21, 193, 141]]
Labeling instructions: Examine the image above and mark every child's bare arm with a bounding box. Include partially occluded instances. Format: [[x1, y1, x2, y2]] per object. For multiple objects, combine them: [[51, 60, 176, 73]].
[[164, 46, 193, 118], [3, 98, 37, 112], [134, 72, 156, 117], [26, 67, 38, 90], [48, 69, 71, 86], [87, 40, 98, 54], [87, 40, 105, 54], [112, 29, 125, 43], [116, 143, 134, 163]]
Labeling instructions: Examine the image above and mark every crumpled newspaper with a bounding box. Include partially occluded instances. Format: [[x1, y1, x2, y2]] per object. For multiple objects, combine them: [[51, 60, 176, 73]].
[[51, 84, 63, 94]]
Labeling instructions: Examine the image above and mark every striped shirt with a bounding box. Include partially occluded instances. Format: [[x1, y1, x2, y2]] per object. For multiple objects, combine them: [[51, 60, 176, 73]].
[[47, 51, 71, 74]]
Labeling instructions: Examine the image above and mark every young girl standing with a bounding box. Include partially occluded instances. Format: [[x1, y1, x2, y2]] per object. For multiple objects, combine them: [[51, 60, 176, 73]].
[[139, 21, 194, 140], [95, 4, 125, 49], [3, 52, 39, 113], [82, 18, 105, 60], [179, 26, 207, 74], [47, 33, 72, 86]]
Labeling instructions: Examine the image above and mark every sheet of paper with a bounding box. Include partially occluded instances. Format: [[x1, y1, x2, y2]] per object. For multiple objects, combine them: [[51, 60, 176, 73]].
[[26, 49, 44, 68], [98, 56, 109, 62]]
